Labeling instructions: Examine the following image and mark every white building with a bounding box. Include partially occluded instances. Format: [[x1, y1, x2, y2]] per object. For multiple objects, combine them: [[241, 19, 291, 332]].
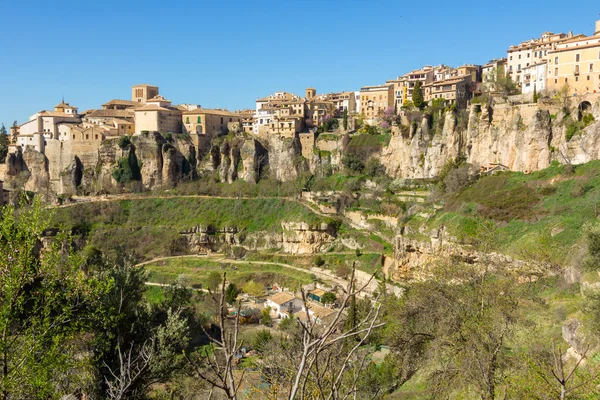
[[264, 292, 302, 319], [521, 62, 547, 94]]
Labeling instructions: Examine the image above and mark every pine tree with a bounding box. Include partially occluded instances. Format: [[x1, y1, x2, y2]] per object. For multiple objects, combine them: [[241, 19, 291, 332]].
[[343, 108, 348, 131], [0, 124, 9, 164], [413, 81, 424, 109]]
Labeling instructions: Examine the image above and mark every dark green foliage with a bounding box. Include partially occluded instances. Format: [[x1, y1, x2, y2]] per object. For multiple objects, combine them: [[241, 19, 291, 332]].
[[314, 256, 325, 267], [365, 158, 386, 177], [0, 123, 8, 164], [412, 81, 424, 109], [343, 109, 348, 131], [118, 135, 131, 149], [112, 151, 141, 183], [342, 153, 365, 174], [321, 291, 337, 305], [225, 283, 240, 304]]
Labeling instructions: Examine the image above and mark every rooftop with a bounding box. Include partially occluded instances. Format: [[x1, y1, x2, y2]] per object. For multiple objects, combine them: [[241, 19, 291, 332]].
[[267, 292, 296, 305]]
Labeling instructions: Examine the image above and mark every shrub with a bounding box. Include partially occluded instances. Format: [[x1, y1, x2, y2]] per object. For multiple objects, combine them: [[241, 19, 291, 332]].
[[342, 153, 365, 174], [365, 158, 386, 177], [583, 113, 595, 126], [118, 135, 131, 149], [315, 256, 325, 267]]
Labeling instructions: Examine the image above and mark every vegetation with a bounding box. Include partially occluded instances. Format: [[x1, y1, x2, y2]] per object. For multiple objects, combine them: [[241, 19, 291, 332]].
[[0, 123, 8, 163], [412, 81, 424, 109]]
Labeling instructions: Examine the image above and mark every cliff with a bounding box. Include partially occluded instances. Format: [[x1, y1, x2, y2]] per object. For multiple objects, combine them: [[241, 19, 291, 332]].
[[381, 96, 600, 179], [5, 96, 600, 199]]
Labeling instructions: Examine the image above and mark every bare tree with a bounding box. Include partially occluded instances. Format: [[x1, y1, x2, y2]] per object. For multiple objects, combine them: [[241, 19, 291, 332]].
[[186, 273, 245, 400], [190, 265, 385, 399]]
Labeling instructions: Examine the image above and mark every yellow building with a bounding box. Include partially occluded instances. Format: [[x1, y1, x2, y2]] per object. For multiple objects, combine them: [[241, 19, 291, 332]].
[[424, 75, 473, 108], [182, 108, 242, 136], [134, 95, 182, 135], [547, 20, 600, 95], [359, 84, 394, 120]]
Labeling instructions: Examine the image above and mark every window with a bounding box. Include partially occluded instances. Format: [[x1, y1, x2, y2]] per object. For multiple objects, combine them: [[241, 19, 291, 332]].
[[197, 116, 201, 123], [519, 54, 522, 59], [73, 134, 75, 139], [565, 78, 568, 82], [590, 64, 594, 73], [95, 135, 98, 140], [186, 117, 189, 123], [588, 76, 591, 81], [86, 134, 89, 140], [221, 117, 223, 124], [576, 54, 580, 62], [510, 56, 513, 60], [518, 64, 521, 71], [555, 68, 558, 76], [576, 77, 579, 81], [555, 79, 558, 84], [575, 65, 580, 73], [555, 57, 558, 64]]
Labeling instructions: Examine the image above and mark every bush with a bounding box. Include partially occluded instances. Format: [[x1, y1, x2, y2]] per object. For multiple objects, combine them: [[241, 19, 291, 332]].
[[112, 152, 142, 184], [118, 135, 131, 149], [364, 158, 386, 177], [342, 153, 365, 174], [583, 113, 595, 126], [315, 256, 325, 267]]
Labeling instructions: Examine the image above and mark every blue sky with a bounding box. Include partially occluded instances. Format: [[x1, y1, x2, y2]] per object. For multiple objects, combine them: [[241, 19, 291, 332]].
[[1, 0, 599, 127]]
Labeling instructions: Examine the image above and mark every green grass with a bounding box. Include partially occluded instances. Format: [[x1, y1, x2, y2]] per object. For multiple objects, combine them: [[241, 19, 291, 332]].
[[52, 198, 325, 232], [417, 160, 600, 264], [144, 257, 314, 290], [347, 133, 391, 148]]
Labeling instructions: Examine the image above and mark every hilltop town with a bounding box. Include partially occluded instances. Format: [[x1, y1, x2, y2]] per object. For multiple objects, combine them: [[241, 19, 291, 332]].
[[1, 18, 600, 204]]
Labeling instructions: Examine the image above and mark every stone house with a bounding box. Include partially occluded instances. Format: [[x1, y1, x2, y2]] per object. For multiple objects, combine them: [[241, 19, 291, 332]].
[[134, 95, 182, 135], [181, 108, 242, 137]]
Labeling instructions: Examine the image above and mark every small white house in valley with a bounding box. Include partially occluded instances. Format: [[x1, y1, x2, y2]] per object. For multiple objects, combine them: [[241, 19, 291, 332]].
[[265, 292, 302, 319]]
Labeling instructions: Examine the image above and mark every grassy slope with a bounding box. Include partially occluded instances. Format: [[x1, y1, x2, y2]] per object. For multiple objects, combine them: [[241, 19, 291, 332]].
[[144, 257, 314, 290], [407, 161, 600, 266]]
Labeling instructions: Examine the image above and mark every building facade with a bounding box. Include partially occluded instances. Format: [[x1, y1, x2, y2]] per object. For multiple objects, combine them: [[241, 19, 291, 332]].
[[182, 108, 242, 136], [547, 21, 600, 95], [359, 84, 394, 120], [132, 84, 159, 104], [521, 62, 548, 94], [507, 31, 579, 84], [134, 95, 182, 135]]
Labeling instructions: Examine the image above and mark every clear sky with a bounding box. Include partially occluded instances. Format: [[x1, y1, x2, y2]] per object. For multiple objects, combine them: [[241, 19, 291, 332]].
[[1, 0, 599, 127]]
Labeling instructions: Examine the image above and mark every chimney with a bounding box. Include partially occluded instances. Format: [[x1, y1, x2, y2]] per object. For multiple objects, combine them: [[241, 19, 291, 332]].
[[595, 20, 600, 36]]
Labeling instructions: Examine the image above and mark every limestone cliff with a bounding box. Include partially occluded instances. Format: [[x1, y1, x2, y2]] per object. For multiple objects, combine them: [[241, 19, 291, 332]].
[[381, 97, 600, 179]]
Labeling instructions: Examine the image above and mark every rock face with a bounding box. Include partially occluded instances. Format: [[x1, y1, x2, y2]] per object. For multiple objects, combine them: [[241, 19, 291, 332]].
[[6, 97, 600, 198], [180, 222, 336, 254], [381, 97, 600, 179]]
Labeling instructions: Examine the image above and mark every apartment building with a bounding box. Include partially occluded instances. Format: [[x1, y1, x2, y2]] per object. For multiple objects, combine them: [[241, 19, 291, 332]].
[[507, 31, 580, 84], [254, 91, 305, 135], [547, 20, 600, 95], [424, 75, 473, 108], [521, 62, 548, 94], [359, 84, 394, 120]]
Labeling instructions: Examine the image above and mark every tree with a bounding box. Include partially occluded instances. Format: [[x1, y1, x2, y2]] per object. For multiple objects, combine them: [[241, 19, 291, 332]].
[[0, 200, 99, 397], [243, 280, 264, 297], [342, 153, 365, 174], [383, 261, 526, 399], [0, 124, 8, 164], [321, 291, 337, 305], [342, 108, 348, 131], [206, 271, 222, 291], [225, 283, 240, 305], [412, 81, 424, 109], [261, 307, 273, 326]]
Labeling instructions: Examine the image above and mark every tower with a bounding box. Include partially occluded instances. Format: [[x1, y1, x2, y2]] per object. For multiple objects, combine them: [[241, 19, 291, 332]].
[[132, 84, 159, 103], [306, 87, 316, 100]]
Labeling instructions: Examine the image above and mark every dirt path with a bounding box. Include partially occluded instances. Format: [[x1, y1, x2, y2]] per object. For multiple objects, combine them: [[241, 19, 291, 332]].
[[138, 254, 403, 297], [52, 193, 393, 245]]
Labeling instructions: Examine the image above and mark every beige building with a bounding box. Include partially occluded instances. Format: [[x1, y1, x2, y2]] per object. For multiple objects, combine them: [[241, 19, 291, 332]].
[[507, 31, 581, 84], [424, 75, 473, 108], [182, 108, 242, 136], [482, 58, 507, 93], [359, 84, 394, 120], [547, 20, 600, 95], [132, 84, 159, 104], [134, 95, 182, 135], [254, 91, 306, 135]]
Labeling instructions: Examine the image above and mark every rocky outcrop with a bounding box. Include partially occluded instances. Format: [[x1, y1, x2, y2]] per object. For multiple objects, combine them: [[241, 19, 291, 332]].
[[179, 221, 336, 255], [381, 97, 600, 179], [281, 222, 336, 254]]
